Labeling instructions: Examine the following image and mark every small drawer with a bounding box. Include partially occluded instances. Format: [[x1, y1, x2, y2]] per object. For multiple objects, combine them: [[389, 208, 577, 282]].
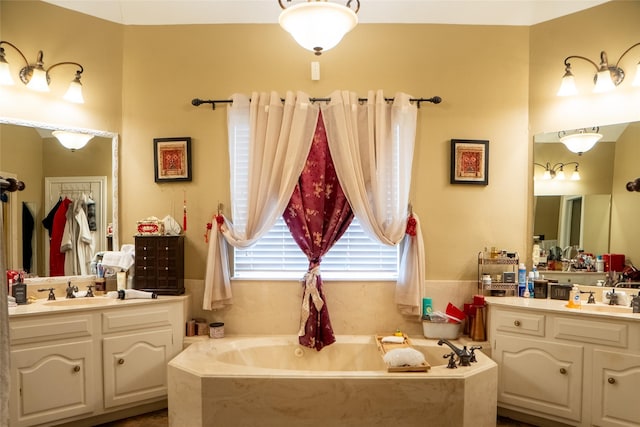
[[492, 308, 545, 337], [102, 306, 171, 334], [553, 317, 628, 348], [10, 314, 93, 345]]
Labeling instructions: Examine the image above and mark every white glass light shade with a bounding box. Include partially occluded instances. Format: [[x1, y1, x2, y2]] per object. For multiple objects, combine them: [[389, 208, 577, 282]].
[[25, 67, 50, 92], [279, 2, 357, 54], [557, 74, 577, 96], [593, 69, 616, 93], [559, 132, 602, 155], [632, 62, 640, 87], [570, 169, 581, 181], [0, 60, 15, 85], [542, 170, 552, 180], [52, 130, 93, 151], [63, 79, 84, 104], [555, 168, 566, 181]]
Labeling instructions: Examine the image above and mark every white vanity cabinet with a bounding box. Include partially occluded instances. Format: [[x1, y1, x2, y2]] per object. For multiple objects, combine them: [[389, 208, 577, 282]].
[[592, 349, 640, 426], [101, 306, 177, 408], [487, 299, 640, 427], [8, 297, 188, 427], [8, 314, 97, 427]]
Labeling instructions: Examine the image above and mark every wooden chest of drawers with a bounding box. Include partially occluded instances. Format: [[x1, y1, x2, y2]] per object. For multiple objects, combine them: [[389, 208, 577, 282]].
[[134, 235, 185, 295]]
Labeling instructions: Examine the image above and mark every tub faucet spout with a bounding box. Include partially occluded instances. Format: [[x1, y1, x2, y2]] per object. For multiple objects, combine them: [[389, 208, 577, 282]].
[[437, 339, 472, 366]]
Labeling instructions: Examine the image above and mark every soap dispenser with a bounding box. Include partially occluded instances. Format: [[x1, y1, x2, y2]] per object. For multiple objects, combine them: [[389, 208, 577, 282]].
[[569, 285, 581, 308]]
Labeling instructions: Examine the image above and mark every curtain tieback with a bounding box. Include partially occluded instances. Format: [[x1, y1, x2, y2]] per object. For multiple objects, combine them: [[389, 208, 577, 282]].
[[298, 266, 324, 337]]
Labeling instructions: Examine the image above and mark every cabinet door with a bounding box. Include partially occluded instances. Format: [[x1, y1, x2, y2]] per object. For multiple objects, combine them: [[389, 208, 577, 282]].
[[592, 349, 640, 427], [102, 329, 173, 408], [495, 334, 583, 422], [10, 340, 95, 427]]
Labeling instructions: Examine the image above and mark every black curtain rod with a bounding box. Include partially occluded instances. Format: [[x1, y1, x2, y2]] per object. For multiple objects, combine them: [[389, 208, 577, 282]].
[[191, 95, 442, 110]]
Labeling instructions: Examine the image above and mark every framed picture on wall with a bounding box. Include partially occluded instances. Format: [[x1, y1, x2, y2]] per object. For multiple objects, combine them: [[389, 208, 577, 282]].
[[154, 137, 192, 182], [450, 139, 489, 185]]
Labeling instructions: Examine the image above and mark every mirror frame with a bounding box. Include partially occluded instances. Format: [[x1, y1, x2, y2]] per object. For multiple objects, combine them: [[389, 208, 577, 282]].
[[0, 116, 120, 255]]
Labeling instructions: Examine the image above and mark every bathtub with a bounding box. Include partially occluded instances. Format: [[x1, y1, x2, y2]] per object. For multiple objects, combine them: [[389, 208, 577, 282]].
[[168, 335, 497, 427]]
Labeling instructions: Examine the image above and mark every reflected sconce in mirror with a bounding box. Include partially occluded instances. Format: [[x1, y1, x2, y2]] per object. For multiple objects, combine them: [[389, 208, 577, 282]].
[[626, 178, 640, 192], [534, 162, 580, 181], [558, 128, 602, 155], [557, 42, 640, 96], [0, 40, 85, 103], [52, 131, 94, 151], [278, 0, 359, 56]]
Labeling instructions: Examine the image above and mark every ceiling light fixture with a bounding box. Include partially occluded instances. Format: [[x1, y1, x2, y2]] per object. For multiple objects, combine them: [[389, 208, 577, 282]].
[[534, 162, 580, 181], [0, 40, 85, 103], [278, 0, 359, 56], [557, 42, 640, 96], [52, 131, 94, 151], [558, 128, 602, 156]]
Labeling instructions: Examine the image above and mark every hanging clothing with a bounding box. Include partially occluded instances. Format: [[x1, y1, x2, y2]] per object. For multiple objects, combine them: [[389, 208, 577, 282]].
[[61, 197, 95, 276], [50, 197, 71, 276], [42, 197, 62, 238], [22, 203, 35, 273], [86, 196, 97, 231]]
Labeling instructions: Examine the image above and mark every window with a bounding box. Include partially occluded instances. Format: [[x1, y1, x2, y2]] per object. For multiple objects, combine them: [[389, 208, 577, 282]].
[[230, 113, 399, 280]]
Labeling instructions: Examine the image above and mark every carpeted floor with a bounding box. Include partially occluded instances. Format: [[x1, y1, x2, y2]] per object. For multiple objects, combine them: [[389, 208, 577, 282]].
[[97, 409, 536, 426]]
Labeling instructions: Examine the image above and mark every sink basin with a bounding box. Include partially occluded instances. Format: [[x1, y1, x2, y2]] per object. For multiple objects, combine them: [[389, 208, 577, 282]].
[[566, 304, 633, 314], [45, 297, 116, 307]]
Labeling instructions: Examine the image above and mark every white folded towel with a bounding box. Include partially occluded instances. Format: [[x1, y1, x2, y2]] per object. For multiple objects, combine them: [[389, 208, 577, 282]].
[[381, 336, 406, 344], [101, 251, 135, 272]]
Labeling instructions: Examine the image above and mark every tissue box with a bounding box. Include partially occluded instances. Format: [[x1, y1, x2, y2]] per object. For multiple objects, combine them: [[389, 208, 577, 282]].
[[422, 320, 461, 339], [136, 220, 165, 235]]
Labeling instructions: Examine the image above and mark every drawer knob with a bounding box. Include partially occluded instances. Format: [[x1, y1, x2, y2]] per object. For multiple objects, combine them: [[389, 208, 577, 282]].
[[73, 365, 81, 373], [118, 358, 125, 365], [559, 368, 567, 375], [608, 377, 616, 384], [513, 320, 521, 327]]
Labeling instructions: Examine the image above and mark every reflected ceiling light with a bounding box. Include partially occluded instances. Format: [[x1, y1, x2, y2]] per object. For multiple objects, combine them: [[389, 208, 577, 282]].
[[557, 42, 640, 96], [534, 162, 580, 181], [0, 41, 85, 103], [52, 131, 94, 151], [278, 0, 359, 56], [558, 128, 602, 155]]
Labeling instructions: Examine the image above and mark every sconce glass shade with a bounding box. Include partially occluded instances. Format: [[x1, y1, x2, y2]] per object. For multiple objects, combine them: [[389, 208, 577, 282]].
[[555, 168, 566, 181], [25, 66, 50, 92], [593, 69, 616, 93], [559, 132, 602, 155], [632, 62, 640, 87], [570, 169, 581, 181], [557, 72, 577, 97], [542, 169, 552, 180], [0, 59, 14, 85], [52, 130, 93, 151], [63, 78, 84, 104], [279, 2, 358, 55]]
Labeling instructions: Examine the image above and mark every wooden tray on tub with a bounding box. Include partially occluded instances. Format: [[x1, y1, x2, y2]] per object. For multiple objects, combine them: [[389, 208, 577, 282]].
[[375, 334, 431, 372]]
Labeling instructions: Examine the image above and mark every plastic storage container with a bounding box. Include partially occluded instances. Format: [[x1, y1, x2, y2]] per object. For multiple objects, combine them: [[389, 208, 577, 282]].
[[422, 320, 461, 339]]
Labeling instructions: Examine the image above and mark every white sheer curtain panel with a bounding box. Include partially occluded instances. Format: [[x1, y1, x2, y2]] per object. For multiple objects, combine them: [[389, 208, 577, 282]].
[[321, 90, 424, 315], [203, 91, 319, 310]]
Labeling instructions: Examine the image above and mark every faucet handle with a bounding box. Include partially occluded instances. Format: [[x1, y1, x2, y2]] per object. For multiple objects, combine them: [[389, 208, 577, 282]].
[[38, 288, 56, 301], [86, 285, 94, 297]]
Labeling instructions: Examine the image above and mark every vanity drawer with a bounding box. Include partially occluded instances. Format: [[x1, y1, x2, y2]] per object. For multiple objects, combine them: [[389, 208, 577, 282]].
[[492, 308, 546, 337], [102, 306, 172, 334], [553, 316, 628, 348], [10, 314, 94, 345]]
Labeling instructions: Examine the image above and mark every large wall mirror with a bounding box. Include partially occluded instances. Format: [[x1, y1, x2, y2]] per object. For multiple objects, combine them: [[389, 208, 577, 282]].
[[533, 122, 636, 265], [0, 117, 119, 279]]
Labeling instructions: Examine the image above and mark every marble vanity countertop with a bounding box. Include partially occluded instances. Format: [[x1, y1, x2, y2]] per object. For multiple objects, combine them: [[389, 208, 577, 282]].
[[485, 296, 640, 321], [8, 294, 190, 318]]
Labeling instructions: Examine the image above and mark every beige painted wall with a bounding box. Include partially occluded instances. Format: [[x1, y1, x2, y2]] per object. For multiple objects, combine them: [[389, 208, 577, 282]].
[[1, 1, 639, 326]]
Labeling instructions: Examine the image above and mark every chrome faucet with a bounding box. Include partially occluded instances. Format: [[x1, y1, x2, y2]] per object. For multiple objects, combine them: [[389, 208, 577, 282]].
[[86, 285, 95, 297], [437, 339, 472, 367], [606, 288, 619, 306]]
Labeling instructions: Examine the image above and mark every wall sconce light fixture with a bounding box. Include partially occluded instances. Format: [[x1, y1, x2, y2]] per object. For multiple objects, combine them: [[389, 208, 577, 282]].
[[557, 42, 640, 96], [534, 162, 580, 181], [626, 178, 640, 192], [558, 127, 602, 155], [278, 0, 359, 56], [52, 131, 94, 151], [0, 41, 85, 103]]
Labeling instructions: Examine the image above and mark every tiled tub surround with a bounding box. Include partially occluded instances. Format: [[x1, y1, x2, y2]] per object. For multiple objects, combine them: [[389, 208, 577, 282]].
[[168, 335, 498, 427]]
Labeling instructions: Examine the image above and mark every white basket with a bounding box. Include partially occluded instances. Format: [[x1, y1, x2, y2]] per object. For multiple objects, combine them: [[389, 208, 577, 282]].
[[422, 320, 462, 339]]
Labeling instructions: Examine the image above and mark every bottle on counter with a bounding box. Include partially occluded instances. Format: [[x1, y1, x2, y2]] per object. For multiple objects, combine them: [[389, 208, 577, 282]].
[[569, 285, 582, 308], [518, 263, 527, 297]]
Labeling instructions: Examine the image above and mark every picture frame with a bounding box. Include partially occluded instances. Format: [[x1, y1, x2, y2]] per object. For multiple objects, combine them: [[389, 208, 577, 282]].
[[450, 139, 489, 185], [153, 137, 192, 182]]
